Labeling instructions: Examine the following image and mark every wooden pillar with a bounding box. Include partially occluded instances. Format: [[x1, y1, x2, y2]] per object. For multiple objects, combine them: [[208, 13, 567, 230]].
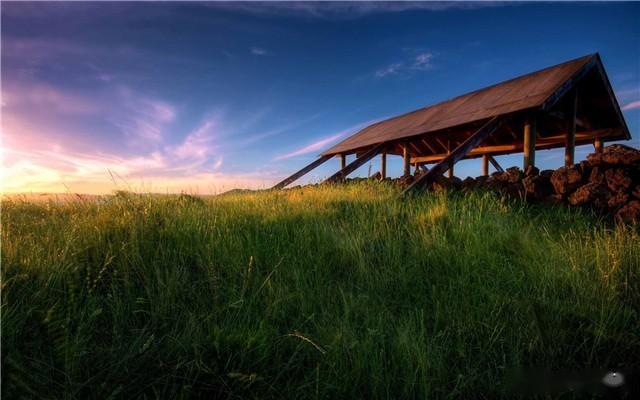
[[482, 154, 489, 176], [402, 144, 410, 177], [523, 116, 537, 169], [340, 154, 346, 169], [594, 137, 603, 154], [446, 141, 453, 178], [380, 152, 387, 179], [565, 90, 577, 166]]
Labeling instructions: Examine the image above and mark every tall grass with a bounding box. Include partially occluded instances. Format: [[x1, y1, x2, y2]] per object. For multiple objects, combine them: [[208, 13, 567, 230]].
[[2, 182, 639, 399]]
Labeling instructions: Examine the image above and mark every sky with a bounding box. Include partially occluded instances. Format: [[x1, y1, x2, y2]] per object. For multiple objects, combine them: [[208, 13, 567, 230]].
[[2, 1, 639, 195]]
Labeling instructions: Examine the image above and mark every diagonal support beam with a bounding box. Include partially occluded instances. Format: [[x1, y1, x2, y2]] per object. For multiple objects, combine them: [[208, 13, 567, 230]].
[[488, 155, 504, 173], [324, 143, 386, 183], [402, 116, 504, 194], [272, 155, 333, 189]]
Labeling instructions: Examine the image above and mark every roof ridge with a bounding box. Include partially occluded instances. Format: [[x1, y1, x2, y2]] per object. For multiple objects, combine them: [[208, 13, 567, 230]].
[[362, 53, 595, 131]]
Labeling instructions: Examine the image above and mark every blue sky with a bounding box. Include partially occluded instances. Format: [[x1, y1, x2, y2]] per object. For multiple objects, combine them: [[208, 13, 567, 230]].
[[2, 1, 639, 194]]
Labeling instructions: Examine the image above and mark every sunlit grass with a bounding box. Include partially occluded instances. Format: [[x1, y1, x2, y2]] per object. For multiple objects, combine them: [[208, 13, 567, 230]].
[[2, 182, 639, 398]]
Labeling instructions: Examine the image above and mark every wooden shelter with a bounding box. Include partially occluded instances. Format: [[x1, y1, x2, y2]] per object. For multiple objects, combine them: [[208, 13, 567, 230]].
[[272, 53, 631, 192]]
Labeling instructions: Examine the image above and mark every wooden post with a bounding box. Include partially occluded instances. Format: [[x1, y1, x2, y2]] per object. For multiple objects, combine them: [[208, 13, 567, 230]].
[[565, 90, 577, 166], [340, 154, 346, 169], [523, 116, 537, 169], [594, 137, 603, 154], [482, 154, 489, 176], [380, 152, 387, 179], [403, 144, 410, 177], [446, 141, 453, 178]]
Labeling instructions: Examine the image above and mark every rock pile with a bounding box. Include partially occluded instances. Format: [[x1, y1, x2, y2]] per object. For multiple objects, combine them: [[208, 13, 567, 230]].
[[411, 144, 640, 223]]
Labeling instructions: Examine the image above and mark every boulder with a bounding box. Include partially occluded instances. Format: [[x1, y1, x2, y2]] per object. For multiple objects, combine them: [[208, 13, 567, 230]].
[[542, 194, 563, 206], [490, 171, 510, 184], [607, 192, 629, 210], [398, 175, 415, 186], [475, 175, 488, 187], [522, 174, 553, 200], [589, 166, 606, 185], [551, 165, 583, 195], [540, 169, 554, 180], [524, 165, 539, 177], [450, 176, 463, 189], [568, 182, 607, 206], [506, 167, 523, 183], [587, 144, 640, 166], [605, 168, 633, 193], [430, 175, 449, 191], [461, 176, 476, 189], [615, 200, 640, 224]]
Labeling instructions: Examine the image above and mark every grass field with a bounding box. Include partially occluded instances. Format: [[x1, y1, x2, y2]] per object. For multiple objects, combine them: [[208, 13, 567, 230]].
[[2, 182, 639, 399]]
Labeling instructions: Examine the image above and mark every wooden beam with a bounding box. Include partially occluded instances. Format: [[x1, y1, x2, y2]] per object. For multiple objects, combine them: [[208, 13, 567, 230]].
[[421, 138, 438, 154], [272, 155, 333, 189], [488, 156, 504, 173], [565, 89, 577, 166], [340, 154, 346, 169], [403, 116, 504, 194], [523, 115, 536, 169], [482, 154, 489, 176], [409, 128, 620, 164], [446, 141, 453, 178], [403, 143, 411, 177], [324, 143, 386, 183], [380, 152, 387, 179], [594, 137, 603, 154], [434, 137, 448, 153]]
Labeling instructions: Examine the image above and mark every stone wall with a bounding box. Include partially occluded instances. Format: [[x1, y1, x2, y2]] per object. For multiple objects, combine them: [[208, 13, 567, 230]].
[[394, 144, 640, 224]]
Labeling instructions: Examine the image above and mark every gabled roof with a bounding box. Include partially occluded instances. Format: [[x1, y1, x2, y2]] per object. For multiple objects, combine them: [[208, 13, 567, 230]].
[[322, 53, 629, 156]]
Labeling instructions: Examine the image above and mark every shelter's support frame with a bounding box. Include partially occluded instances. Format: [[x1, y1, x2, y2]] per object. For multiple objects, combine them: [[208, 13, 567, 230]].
[[380, 152, 387, 179], [325, 142, 387, 183], [446, 141, 453, 178], [403, 116, 504, 194], [594, 137, 603, 154], [272, 155, 333, 190], [402, 144, 411, 177], [340, 154, 346, 169], [482, 154, 489, 176], [523, 115, 537, 169], [488, 155, 504, 173], [409, 128, 619, 164], [565, 89, 577, 166]]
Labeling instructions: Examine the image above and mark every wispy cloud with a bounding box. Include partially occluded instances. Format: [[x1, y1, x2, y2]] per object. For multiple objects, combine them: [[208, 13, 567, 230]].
[[412, 52, 434, 70], [3, 83, 102, 115], [233, 112, 323, 147], [205, 2, 505, 19], [274, 132, 345, 161], [172, 119, 216, 160], [250, 47, 269, 56], [622, 100, 640, 111], [375, 51, 435, 78], [375, 63, 404, 78], [273, 120, 373, 161]]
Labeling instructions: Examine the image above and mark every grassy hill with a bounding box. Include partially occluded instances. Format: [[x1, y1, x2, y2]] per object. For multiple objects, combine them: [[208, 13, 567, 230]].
[[2, 182, 639, 398]]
